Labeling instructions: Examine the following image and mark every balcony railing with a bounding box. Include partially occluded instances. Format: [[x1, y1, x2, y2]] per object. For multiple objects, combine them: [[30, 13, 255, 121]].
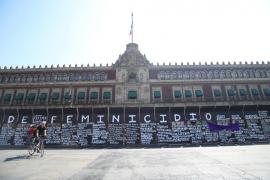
[[1, 96, 269, 106]]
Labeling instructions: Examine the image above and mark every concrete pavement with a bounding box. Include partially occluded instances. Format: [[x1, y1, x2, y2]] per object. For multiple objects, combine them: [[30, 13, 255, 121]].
[[0, 145, 269, 180]]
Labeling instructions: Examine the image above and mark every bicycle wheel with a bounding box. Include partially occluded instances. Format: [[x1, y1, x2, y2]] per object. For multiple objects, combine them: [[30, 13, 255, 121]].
[[39, 141, 44, 157], [28, 139, 36, 156]]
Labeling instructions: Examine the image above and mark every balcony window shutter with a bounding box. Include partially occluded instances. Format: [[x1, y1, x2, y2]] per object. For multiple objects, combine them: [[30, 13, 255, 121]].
[[185, 90, 192, 97], [4, 94, 11, 102], [78, 92, 85, 99], [239, 89, 247, 96], [90, 92, 98, 99], [16, 93, 24, 101], [154, 91, 161, 98], [103, 91, 111, 99], [214, 89, 221, 97], [227, 89, 235, 96], [39, 93, 47, 100], [263, 88, 270, 96], [174, 90, 182, 98], [51, 92, 60, 100], [64, 92, 71, 100], [27, 93, 36, 101], [128, 91, 137, 99], [251, 89, 259, 96], [195, 90, 203, 97]]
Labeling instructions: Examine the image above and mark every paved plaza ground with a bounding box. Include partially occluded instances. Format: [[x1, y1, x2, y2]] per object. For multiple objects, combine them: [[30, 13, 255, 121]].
[[0, 145, 269, 180]]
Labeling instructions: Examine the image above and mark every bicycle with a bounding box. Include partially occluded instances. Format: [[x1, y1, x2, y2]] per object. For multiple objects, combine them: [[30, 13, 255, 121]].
[[28, 136, 45, 157]]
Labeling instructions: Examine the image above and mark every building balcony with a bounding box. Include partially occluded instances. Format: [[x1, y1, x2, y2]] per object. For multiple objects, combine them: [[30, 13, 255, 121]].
[[1, 96, 269, 107]]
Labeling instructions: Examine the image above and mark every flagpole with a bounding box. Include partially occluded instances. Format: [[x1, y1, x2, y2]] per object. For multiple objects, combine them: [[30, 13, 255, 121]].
[[130, 12, 133, 43], [132, 12, 133, 43]]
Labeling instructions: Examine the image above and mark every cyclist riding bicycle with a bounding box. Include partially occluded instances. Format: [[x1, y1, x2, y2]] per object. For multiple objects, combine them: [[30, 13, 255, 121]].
[[28, 124, 37, 137], [36, 121, 47, 152], [28, 124, 38, 144]]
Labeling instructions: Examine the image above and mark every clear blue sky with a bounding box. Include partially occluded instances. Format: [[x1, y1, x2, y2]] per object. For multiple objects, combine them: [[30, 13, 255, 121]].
[[1, 0, 270, 68]]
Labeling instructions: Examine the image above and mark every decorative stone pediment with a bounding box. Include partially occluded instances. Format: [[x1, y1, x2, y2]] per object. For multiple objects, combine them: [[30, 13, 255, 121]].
[[114, 43, 150, 67]]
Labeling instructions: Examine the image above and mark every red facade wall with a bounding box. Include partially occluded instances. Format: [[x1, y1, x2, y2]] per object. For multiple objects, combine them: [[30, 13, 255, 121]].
[[162, 85, 173, 102], [203, 84, 213, 101]]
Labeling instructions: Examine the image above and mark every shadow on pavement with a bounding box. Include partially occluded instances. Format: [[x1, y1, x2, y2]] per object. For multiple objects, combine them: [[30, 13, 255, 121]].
[[4, 155, 30, 162]]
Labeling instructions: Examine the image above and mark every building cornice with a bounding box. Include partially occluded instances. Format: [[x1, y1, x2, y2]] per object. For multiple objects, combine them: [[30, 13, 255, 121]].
[[149, 62, 270, 70]]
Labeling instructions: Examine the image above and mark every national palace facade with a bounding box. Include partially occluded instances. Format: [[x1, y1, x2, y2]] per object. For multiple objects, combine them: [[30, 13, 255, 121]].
[[0, 43, 269, 147]]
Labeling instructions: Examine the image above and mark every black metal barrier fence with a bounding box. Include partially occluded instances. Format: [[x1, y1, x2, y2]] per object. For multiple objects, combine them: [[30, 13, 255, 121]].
[[0, 105, 269, 148]]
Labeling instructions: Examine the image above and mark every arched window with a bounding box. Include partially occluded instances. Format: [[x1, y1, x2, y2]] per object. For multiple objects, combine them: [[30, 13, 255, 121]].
[[69, 73, 74, 81], [190, 71, 195, 79], [208, 71, 214, 79], [195, 71, 202, 79], [214, 70, 220, 79], [39, 74, 45, 82], [87, 73, 92, 81], [243, 70, 250, 78], [100, 72, 106, 81], [81, 72, 87, 81], [226, 70, 232, 78], [94, 72, 106, 81], [14, 74, 19, 83], [160, 71, 165, 80], [165, 71, 170, 80], [177, 71, 183, 79], [201, 71, 207, 79], [232, 70, 238, 78], [63, 74, 68, 81], [171, 71, 177, 79], [52, 74, 58, 81], [21, 75, 26, 82], [220, 70, 226, 79], [2, 76, 7, 83], [57, 74, 62, 81], [33, 74, 38, 82], [260, 70, 266, 78], [255, 70, 261, 78], [94, 72, 100, 81], [266, 70, 270, 78], [60, 74, 65, 81], [45, 74, 50, 82], [183, 71, 190, 79], [9, 75, 15, 83], [26, 75, 32, 82], [237, 70, 243, 78], [79, 74, 83, 81], [73, 73, 80, 81], [249, 70, 255, 78]]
